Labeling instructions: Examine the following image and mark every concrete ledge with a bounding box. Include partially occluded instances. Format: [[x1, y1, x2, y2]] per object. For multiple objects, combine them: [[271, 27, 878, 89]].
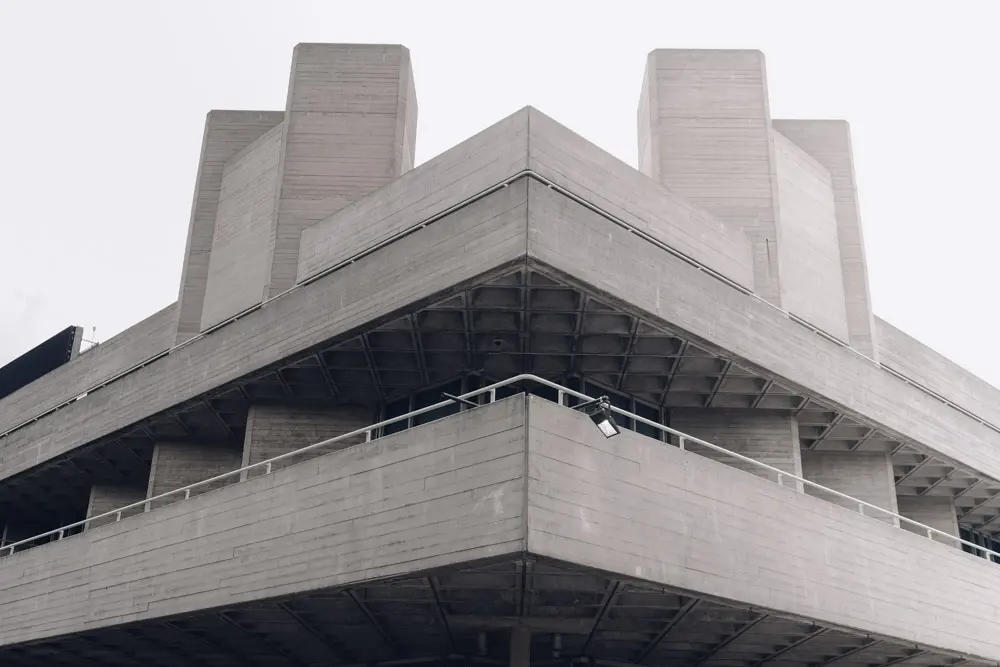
[[0, 397, 528, 647], [525, 396, 1000, 661]]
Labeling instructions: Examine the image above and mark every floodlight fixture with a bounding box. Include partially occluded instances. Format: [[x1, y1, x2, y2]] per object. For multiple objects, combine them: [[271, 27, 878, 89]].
[[575, 395, 621, 438]]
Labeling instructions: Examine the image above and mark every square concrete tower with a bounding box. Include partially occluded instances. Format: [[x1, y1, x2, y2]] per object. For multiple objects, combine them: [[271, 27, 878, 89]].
[[176, 43, 418, 338]]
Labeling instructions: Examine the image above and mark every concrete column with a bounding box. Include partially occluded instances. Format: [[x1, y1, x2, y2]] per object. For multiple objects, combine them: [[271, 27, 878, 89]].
[[670, 409, 802, 488], [267, 43, 418, 298], [242, 403, 373, 480], [638, 49, 782, 305], [801, 451, 899, 525], [85, 484, 146, 530], [174, 110, 285, 343], [146, 441, 242, 509], [509, 627, 530, 667], [771, 120, 879, 360], [897, 496, 960, 546]]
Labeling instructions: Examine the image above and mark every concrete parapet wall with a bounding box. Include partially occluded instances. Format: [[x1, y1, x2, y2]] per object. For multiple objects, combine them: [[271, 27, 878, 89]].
[[0, 181, 529, 484], [0, 396, 527, 647], [524, 396, 1000, 661], [0, 302, 178, 443]]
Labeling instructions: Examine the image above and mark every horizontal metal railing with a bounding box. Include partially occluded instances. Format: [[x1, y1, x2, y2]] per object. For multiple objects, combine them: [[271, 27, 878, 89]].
[[2, 374, 997, 563]]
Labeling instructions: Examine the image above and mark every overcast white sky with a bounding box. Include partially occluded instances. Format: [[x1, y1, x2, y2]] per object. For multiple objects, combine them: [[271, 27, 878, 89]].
[[1, 1, 998, 387]]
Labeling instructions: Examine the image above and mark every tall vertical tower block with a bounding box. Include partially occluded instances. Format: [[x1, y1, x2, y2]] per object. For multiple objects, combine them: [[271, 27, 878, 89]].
[[176, 43, 418, 334], [639, 49, 878, 354]]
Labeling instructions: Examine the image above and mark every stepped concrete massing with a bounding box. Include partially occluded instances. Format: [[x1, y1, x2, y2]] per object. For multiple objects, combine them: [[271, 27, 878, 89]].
[[2, 43, 999, 667]]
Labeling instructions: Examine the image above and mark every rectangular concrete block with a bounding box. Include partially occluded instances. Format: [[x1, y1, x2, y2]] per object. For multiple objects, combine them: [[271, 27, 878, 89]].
[[175, 110, 285, 342], [638, 49, 782, 304], [85, 484, 146, 530], [670, 408, 802, 486], [269, 43, 418, 297], [897, 495, 959, 546], [771, 120, 878, 359], [801, 450, 899, 525], [200, 124, 284, 330], [147, 441, 242, 508], [241, 403, 373, 479], [772, 130, 849, 341]]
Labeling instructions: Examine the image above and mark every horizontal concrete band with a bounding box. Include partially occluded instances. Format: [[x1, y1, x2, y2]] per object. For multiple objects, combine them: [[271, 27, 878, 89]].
[[2, 110, 1000, 494], [2, 396, 999, 661]]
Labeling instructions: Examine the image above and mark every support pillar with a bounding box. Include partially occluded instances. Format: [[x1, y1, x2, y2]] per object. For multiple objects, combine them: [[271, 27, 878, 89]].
[[897, 496, 960, 546], [801, 451, 899, 525], [638, 49, 782, 305], [509, 627, 530, 667], [242, 403, 373, 480], [670, 409, 802, 488], [85, 484, 146, 530], [146, 441, 242, 509]]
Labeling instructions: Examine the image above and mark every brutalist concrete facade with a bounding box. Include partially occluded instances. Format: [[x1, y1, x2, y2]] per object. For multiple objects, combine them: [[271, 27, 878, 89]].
[[2, 44, 999, 667]]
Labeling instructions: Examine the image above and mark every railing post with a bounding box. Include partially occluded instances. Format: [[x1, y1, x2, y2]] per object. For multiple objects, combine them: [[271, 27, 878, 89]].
[[858, 503, 865, 516], [777, 473, 784, 487], [266, 462, 272, 475], [926, 528, 933, 540], [678, 437, 686, 451], [116, 511, 122, 522], [557, 389, 565, 406], [184, 489, 191, 500], [490, 388, 497, 403]]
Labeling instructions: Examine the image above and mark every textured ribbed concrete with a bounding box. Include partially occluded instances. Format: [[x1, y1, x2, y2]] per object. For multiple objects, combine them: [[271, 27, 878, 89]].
[[772, 119, 879, 359], [200, 124, 284, 329], [898, 495, 960, 546], [175, 111, 284, 342], [638, 49, 782, 304], [669, 408, 802, 487], [801, 450, 899, 525], [772, 130, 849, 341], [524, 397, 1000, 662], [146, 441, 242, 509], [241, 403, 372, 479], [269, 43, 417, 298], [85, 484, 146, 530]]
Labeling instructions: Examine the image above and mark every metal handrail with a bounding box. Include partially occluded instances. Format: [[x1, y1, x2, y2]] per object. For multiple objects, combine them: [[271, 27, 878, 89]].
[[2, 169, 999, 457], [2, 374, 997, 562]]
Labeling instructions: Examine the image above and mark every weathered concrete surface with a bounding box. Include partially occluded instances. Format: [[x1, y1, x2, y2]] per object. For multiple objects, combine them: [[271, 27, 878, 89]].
[[0, 180, 529, 484], [876, 316, 1000, 429], [241, 403, 372, 479], [801, 450, 898, 525], [898, 495, 959, 546], [638, 49, 781, 304], [524, 396, 1000, 662], [269, 43, 417, 298], [146, 441, 242, 509], [0, 302, 178, 440], [772, 120, 879, 359], [174, 111, 285, 343], [298, 107, 753, 291], [772, 130, 849, 341], [85, 484, 146, 530], [200, 124, 284, 330], [523, 178, 1000, 506], [0, 397, 526, 647], [669, 408, 802, 485]]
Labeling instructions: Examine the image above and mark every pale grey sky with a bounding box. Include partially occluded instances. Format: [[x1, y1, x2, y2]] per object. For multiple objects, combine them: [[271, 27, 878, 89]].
[[1, 1, 998, 386]]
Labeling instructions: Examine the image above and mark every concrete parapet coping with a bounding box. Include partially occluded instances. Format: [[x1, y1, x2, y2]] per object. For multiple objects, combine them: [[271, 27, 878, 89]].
[[3, 374, 993, 563]]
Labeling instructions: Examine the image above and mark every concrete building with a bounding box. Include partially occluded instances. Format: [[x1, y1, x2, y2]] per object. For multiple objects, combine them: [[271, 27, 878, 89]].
[[1, 43, 998, 667]]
